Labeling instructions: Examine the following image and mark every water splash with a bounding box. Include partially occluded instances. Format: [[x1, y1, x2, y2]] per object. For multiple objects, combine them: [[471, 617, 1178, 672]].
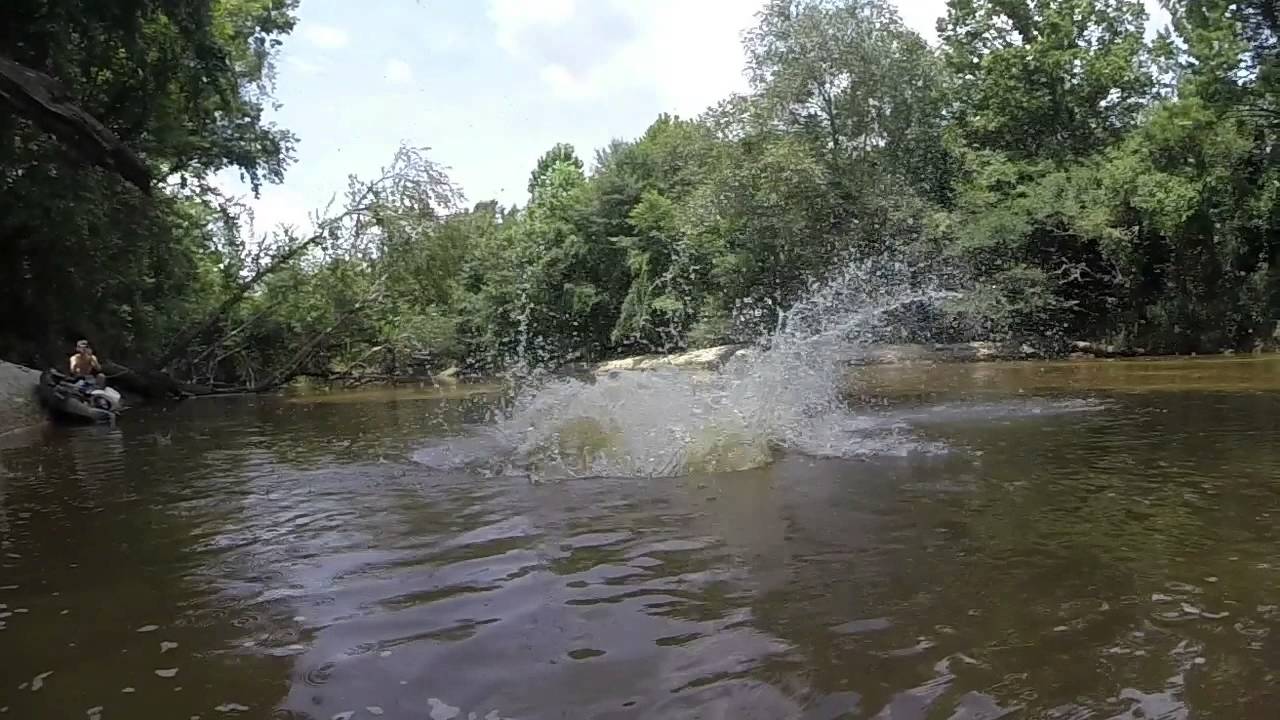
[[417, 259, 958, 479]]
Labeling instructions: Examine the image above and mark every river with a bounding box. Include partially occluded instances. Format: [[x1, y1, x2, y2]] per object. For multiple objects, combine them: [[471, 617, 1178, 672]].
[[2, 357, 1280, 718]]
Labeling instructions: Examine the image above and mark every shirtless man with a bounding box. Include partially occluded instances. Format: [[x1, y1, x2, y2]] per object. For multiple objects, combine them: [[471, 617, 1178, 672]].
[[69, 339, 105, 389]]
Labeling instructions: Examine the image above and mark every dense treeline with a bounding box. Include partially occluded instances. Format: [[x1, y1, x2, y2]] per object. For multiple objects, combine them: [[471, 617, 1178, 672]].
[[0, 0, 296, 375], [2, 0, 1277, 387]]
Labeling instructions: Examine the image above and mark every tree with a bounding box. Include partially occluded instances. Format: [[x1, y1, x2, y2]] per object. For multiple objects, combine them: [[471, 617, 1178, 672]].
[[746, 0, 952, 205], [585, 115, 718, 350], [938, 0, 1154, 160], [0, 0, 299, 366], [172, 145, 468, 387], [1163, 0, 1279, 130], [517, 158, 621, 362], [929, 0, 1161, 345], [527, 142, 584, 198]]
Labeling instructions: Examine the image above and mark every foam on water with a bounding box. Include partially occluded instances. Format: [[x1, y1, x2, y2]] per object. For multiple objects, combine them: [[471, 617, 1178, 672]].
[[416, 259, 965, 479]]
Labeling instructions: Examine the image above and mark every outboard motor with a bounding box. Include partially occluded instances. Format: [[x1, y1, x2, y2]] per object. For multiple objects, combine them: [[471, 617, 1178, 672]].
[[87, 387, 123, 412]]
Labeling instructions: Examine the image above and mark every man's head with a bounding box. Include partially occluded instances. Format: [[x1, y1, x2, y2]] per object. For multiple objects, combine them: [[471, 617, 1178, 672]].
[[76, 339, 91, 355]]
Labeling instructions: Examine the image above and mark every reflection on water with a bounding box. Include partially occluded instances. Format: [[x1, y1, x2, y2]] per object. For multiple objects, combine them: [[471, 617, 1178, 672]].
[[852, 354, 1280, 398], [2, 360, 1280, 718]]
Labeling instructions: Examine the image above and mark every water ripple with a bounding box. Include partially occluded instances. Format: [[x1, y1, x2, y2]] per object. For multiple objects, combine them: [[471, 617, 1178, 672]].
[[3, 363, 1280, 718]]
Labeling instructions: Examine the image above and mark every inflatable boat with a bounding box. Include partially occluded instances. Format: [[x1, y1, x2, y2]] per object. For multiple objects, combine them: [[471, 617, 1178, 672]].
[[37, 370, 123, 424]]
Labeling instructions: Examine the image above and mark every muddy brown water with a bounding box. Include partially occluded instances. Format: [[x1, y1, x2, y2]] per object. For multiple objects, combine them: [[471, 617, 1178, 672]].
[[2, 357, 1280, 719]]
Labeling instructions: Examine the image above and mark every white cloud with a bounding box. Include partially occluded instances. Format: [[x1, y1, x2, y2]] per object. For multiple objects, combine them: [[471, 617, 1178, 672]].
[[435, 26, 468, 53], [285, 56, 323, 77], [537, 63, 588, 99], [488, 0, 577, 57], [303, 24, 350, 50], [385, 59, 413, 85], [615, 0, 762, 113], [487, 0, 761, 116], [211, 170, 315, 239], [1142, 0, 1173, 38], [247, 187, 314, 238], [896, 0, 946, 43]]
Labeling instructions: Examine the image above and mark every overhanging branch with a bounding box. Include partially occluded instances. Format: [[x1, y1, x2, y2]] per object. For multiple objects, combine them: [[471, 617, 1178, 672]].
[[0, 55, 152, 193]]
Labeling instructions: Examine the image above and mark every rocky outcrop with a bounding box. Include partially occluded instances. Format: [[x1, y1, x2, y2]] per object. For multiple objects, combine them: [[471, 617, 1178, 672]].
[[1065, 340, 1147, 359], [592, 342, 1045, 374], [433, 366, 461, 386], [593, 345, 746, 374], [0, 360, 44, 435]]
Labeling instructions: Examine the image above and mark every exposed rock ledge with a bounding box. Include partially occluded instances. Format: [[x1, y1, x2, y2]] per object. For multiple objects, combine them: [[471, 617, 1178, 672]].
[[592, 341, 1143, 375], [593, 345, 747, 374], [0, 360, 44, 435]]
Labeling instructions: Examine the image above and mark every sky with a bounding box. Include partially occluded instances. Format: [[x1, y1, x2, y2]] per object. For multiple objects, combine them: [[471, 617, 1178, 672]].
[[220, 0, 1171, 236]]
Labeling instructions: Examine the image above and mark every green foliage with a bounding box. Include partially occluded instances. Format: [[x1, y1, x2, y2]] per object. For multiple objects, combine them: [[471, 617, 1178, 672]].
[[5, 0, 1280, 384], [528, 142, 584, 198], [931, 0, 1280, 351], [938, 0, 1154, 160], [747, 0, 953, 201], [0, 0, 297, 366]]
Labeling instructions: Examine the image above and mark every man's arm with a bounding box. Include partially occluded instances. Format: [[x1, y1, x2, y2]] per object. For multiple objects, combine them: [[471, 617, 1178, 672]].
[[69, 355, 77, 373]]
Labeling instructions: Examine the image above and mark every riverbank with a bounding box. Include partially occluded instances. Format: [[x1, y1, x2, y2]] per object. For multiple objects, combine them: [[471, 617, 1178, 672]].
[[589, 340, 1269, 375], [0, 360, 44, 435]]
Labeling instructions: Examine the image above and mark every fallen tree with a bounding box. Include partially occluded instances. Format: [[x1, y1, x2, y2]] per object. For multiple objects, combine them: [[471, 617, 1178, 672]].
[[72, 145, 465, 401], [104, 303, 375, 399], [151, 209, 356, 371]]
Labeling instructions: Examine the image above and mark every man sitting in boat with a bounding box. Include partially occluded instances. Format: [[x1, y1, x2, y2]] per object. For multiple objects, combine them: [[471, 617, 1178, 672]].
[[69, 339, 105, 392]]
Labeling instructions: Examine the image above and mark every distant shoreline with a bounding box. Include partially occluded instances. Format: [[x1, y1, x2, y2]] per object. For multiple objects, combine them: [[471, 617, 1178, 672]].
[[588, 341, 1279, 376], [6, 344, 1276, 435]]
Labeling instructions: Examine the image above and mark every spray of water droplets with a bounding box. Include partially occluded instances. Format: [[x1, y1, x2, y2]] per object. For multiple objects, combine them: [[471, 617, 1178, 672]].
[[414, 259, 962, 479]]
